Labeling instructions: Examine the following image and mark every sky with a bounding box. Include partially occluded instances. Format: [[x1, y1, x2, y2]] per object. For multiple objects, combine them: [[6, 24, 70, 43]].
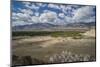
[[12, 1, 96, 26]]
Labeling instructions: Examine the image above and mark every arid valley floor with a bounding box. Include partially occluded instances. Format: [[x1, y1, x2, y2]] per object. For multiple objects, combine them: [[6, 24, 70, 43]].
[[12, 28, 96, 66]]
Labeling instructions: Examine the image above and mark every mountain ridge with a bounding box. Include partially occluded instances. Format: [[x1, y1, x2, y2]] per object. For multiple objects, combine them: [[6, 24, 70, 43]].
[[12, 22, 95, 31]]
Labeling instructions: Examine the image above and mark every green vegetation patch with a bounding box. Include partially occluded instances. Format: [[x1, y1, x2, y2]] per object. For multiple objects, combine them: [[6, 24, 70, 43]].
[[12, 31, 84, 37]]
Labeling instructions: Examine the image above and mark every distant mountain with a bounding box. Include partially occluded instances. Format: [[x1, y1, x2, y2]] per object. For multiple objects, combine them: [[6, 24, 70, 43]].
[[66, 22, 95, 27], [12, 23, 58, 31], [12, 22, 95, 31]]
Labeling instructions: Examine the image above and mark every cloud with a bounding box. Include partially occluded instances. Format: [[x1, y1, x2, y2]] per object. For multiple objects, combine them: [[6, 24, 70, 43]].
[[18, 8, 33, 15], [35, 3, 43, 6], [23, 2, 30, 5], [12, 12, 32, 26], [87, 16, 95, 22], [54, 18, 66, 25], [60, 5, 66, 13], [58, 13, 65, 18], [43, 10, 51, 13], [76, 16, 96, 23], [48, 4, 60, 9], [23, 2, 39, 10], [73, 6, 95, 22], [39, 11, 57, 23], [12, 12, 31, 21], [12, 1, 96, 26], [12, 8, 33, 26], [34, 12, 40, 16], [35, 2, 47, 7], [12, 9, 58, 25], [64, 16, 73, 23], [31, 16, 40, 23], [12, 20, 28, 26], [59, 5, 75, 17]]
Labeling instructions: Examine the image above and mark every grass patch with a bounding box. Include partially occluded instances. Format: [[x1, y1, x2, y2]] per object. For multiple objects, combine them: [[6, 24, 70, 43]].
[[12, 31, 84, 37]]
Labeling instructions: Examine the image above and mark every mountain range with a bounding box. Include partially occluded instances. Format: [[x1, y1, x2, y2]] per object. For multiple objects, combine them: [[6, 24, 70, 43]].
[[12, 22, 95, 31]]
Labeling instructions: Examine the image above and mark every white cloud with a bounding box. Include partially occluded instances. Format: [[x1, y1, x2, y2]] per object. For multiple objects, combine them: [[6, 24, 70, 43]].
[[35, 3, 43, 7], [12, 2, 96, 26], [13, 12, 31, 21], [23, 2, 30, 6], [59, 5, 76, 16], [31, 16, 40, 23], [12, 20, 27, 26], [23, 2, 39, 10], [43, 10, 51, 13], [12, 8, 33, 26], [31, 3, 39, 10], [12, 7, 35, 24], [19, 9, 33, 15], [76, 16, 96, 23], [66, 5, 72, 10], [73, 6, 95, 22], [12, 7, 41, 25], [64, 16, 73, 23], [48, 4, 60, 9], [54, 18, 66, 25], [35, 3, 47, 8], [34, 2, 47, 7], [60, 5, 66, 13], [39, 11, 57, 23], [87, 16, 95, 22], [60, 5, 66, 10], [35, 12, 39, 16], [58, 13, 65, 18]]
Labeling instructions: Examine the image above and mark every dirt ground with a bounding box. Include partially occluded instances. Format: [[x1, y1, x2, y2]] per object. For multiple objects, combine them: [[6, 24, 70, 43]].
[[12, 29, 96, 65]]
